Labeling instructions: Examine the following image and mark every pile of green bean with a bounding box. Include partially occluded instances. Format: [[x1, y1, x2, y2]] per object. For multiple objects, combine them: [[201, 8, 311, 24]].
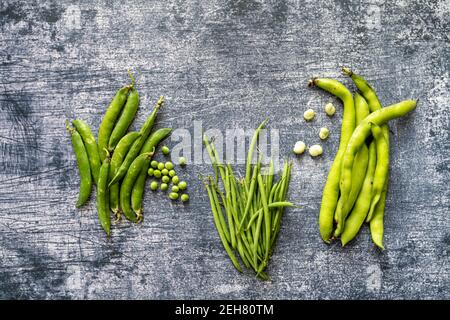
[[66, 73, 172, 236], [203, 120, 294, 279], [311, 68, 417, 249]]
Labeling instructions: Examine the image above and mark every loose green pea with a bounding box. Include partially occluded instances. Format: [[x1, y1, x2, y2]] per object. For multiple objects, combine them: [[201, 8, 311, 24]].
[[150, 181, 158, 191], [178, 181, 187, 190], [157, 162, 165, 170], [148, 168, 154, 176], [162, 176, 170, 183], [172, 185, 179, 193], [179, 157, 186, 166], [161, 168, 169, 176], [160, 183, 168, 191], [181, 194, 189, 202], [169, 170, 176, 177], [162, 146, 170, 155], [153, 170, 162, 178], [151, 160, 158, 169], [172, 176, 180, 184], [169, 192, 179, 200], [165, 162, 174, 170]]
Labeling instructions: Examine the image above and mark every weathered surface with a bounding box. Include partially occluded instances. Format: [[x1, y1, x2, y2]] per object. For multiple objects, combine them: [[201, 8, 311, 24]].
[[0, 0, 449, 299]]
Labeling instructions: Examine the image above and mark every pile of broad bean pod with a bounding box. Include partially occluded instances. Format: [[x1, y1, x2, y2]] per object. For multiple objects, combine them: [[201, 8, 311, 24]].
[[203, 120, 294, 279], [66, 73, 171, 236], [311, 68, 417, 249]]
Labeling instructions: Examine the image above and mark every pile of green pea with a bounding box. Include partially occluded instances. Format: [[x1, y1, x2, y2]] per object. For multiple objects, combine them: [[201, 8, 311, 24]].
[[66, 72, 182, 237], [147, 147, 189, 202], [311, 67, 417, 249]]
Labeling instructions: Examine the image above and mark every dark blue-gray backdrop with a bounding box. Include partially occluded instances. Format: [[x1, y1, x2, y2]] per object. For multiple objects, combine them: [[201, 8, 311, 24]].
[[0, 0, 449, 299]]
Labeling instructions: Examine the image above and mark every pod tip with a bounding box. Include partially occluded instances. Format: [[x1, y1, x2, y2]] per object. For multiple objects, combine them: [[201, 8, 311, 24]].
[[307, 78, 316, 87], [342, 67, 353, 76]]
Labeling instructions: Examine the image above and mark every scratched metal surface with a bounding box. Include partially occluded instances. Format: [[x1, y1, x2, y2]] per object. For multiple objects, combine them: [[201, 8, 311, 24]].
[[1, 0, 449, 299]]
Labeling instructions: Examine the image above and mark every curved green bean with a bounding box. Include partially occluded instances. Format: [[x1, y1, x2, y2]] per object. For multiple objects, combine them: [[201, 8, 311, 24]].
[[341, 141, 377, 246], [109, 131, 141, 220], [370, 181, 387, 250], [97, 149, 111, 236], [66, 121, 92, 208], [334, 93, 369, 237], [308, 78, 355, 243], [366, 123, 389, 221], [245, 119, 267, 185], [72, 119, 101, 184], [98, 83, 132, 162], [339, 100, 417, 211], [108, 87, 140, 151], [131, 128, 172, 220], [109, 96, 164, 186], [120, 152, 154, 222]]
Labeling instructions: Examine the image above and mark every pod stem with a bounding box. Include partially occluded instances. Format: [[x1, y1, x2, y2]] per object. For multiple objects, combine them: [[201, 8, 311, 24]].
[[65, 120, 75, 134], [307, 78, 317, 87], [342, 67, 353, 77], [127, 69, 135, 88]]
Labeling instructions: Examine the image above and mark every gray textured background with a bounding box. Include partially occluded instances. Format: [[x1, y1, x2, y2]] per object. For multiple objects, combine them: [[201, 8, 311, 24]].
[[1, 0, 449, 299]]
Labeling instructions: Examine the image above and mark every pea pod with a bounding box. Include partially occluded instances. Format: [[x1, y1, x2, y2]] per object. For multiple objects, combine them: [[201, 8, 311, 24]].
[[98, 84, 132, 162], [341, 141, 377, 246], [97, 150, 111, 236], [108, 87, 140, 151], [66, 121, 92, 208], [72, 119, 101, 184], [334, 93, 369, 237], [308, 78, 355, 243], [120, 152, 155, 222], [370, 181, 387, 250], [109, 132, 141, 220], [109, 96, 164, 186], [339, 100, 417, 212], [131, 128, 172, 219], [367, 123, 389, 221]]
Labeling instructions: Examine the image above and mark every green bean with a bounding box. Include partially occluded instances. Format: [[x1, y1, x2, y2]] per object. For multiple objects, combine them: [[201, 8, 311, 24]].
[[369, 181, 387, 250], [210, 180, 231, 243], [120, 152, 154, 223], [334, 93, 370, 237], [257, 174, 271, 263], [72, 119, 101, 184], [366, 123, 389, 221], [343, 67, 391, 224], [204, 181, 242, 272], [339, 100, 417, 213], [131, 128, 172, 218], [109, 132, 141, 220], [308, 78, 355, 243], [98, 81, 132, 162], [109, 96, 164, 186], [245, 119, 267, 185], [224, 168, 236, 249], [252, 204, 264, 267], [239, 165, 258, 230], [66, 121, 92, 208], [341, 141, 377, 246], [97, 149, 111, 236], [108, 87, 140, 151]]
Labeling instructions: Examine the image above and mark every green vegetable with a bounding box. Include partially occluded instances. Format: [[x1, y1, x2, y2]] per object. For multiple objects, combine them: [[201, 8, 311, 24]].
[[66, 121, 92, 208], [169, 170, 176, 177], [160, 183, 168, 191], [181, 194, 189, 202], [162, 146, 170, 155], [179, 157, 186, 166], [172, 176, 179, 184], [169, 192, 179, 200], [165, 162, 174, 170], [148, 168, 154, 176], [171, 185, 179, 193], [96, 149, 111, 236], [161, 168, 169, 176], [153, 170, 162, 178], [162, 176, 170, 183], [178, 181, 187, 190], [157, 162, 165, 170], [150, 181, 158, 191], [151, 160, 158, 168]]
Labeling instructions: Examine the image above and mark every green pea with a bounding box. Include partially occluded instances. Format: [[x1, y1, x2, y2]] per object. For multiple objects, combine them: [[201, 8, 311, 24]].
[[181, 194, 189, 202], [162, 146, 170, 155], [148, 168, 154, 176], [179, 157, 186, 166], [160, 183, 168, 191], [161, 168, 169, 176], [169, 170, 176, 177], [172, 176, 179, 184], [153, 170, 162, 178], [151, 160, 158, 169], [165, 162, 174, 170], [169, 192, 179, 200], [162, 176, 170, 183], [157, 162, 165, 170], [178, 181, 187, 190], [150, 181, 158, 191], [172, 185, 179, 193]]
